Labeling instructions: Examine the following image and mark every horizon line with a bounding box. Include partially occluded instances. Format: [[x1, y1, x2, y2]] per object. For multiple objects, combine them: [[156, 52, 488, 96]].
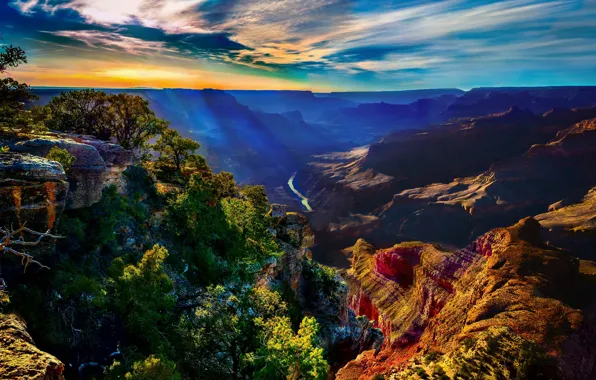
[[30, 85, 596, 93]]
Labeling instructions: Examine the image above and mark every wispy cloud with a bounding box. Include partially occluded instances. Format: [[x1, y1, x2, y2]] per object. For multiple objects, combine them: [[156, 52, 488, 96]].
[[12, 0, 211, 33], [6, 0, 596, 89], [44, 30, 179, 55]]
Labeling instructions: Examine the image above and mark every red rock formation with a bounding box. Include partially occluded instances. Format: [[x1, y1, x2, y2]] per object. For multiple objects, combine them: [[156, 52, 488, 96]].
[[374, 246, 421, 287], [338, 218, 596, 379]]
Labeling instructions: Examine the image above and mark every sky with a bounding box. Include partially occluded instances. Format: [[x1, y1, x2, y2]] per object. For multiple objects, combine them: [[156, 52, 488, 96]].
[[1, 0, 596, 91]]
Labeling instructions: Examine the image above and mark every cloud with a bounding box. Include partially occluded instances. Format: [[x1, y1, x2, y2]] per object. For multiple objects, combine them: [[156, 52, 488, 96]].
[[10, 0, 40, 14], [7, 0, 596, 89], [44, 29, 179, 55], [11, 0, 211, 33]]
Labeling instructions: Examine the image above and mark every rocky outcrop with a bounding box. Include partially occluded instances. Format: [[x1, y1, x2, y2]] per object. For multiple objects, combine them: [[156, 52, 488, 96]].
[[0, 153, 69, 233], [0, 132, 133, 235], [536, 187, 596, 260], [381, 117, 596, 247], [264, 209, 315, 297], [298, 106, 596, 265], [338, 218, 596, 379], [0, 292, 65, 379], [263, 207, 383, 373], [11, 134, 133, 209]]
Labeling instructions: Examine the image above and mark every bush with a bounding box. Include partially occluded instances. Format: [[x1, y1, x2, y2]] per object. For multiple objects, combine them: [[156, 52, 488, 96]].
[[46, 146, 76, 172], [106, 355, 181, 380]]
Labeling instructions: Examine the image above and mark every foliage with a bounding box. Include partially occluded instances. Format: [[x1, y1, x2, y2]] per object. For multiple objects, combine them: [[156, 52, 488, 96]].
[[173, 284, 329, 380], [58, 185, 143, 252], [125, 355, 181, 380], [2, 43, 333, 380], [154, 128, 200, 172], [447, 328, 561, 380], [254, 316, 328, 380], [165, 171, 279, 284], [106, 355, 181, 380], [0, 42, 44, 132], [424, 351, 442, 364], [109, 245, 175, 352], [241, 184, 269, 214], [173, 285, 287, 378], [108, 93, 168, 151], [0, 44, 27, 73], [0, 43, 39, 132], [46, 90, 168, 152], [46, 146, 76, 172], [301, 259, 344, 318], [46, 89, 111, 139]]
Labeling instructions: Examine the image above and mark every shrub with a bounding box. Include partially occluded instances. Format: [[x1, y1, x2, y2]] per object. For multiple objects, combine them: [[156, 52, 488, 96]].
[[46, 146, 76, 172], [107, 355, 181, 380]]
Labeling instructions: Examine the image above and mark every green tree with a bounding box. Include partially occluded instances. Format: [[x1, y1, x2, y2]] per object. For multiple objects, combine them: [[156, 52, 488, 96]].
[[0, 43, 39, 131], [184, 153, 210, 173], [255, 316, 328, 380], [108, 93, 168, 151], [241, 185, 269, 214], [0, 44, 27, 73], [109, 245, 175, 352], [174, 285, 289, 379], [46, 146, 76, 172], [166, 171, 278, 284], [46, 89, 111, 139], [154, 128, 201, 172], [213, 171, 238, 199]]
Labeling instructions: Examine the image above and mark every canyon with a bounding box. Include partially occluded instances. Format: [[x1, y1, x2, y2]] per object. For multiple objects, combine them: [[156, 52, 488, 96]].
[[3, 86, 595, 378]]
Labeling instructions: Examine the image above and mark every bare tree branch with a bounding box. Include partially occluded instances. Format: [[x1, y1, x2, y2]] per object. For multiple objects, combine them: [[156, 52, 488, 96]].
[[1, 225, 63, 272]]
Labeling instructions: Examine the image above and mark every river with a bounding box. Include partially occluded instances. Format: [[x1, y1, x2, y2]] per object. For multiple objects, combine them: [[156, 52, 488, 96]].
[[287, 172, 313, 211]]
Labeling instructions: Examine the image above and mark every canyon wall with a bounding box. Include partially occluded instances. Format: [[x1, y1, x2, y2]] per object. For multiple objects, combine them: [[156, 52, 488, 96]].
[[338, 218, 596, 379]]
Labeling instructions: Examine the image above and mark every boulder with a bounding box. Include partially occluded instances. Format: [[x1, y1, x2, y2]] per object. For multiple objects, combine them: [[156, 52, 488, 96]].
[[81, 137, 133, 193], [11, 135, 133, 209], [0, 153, 68, 233]]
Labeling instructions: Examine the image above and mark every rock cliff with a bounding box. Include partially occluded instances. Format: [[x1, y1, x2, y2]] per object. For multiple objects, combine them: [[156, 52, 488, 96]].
[[0, 292, 65, 379], [0, 133, 133, 234], [0, 153, 69, 233], [10, 134, 133, 209], [338, 218, 596, 379], [536, 186, 596, 260], [382, 118, 596, 247], [298, 106, 596, 264], [263, 206, 383, 373]]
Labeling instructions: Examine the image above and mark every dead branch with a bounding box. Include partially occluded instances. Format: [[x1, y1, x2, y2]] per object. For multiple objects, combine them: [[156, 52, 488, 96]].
[[0, 225, 63, 272]]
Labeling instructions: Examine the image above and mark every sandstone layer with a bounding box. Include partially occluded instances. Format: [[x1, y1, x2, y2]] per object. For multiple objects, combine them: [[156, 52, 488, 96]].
[[338, 218, 596, 379]]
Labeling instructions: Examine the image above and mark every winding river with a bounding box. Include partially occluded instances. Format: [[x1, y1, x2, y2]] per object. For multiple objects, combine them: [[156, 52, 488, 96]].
[[288, 172, 313, 211]]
